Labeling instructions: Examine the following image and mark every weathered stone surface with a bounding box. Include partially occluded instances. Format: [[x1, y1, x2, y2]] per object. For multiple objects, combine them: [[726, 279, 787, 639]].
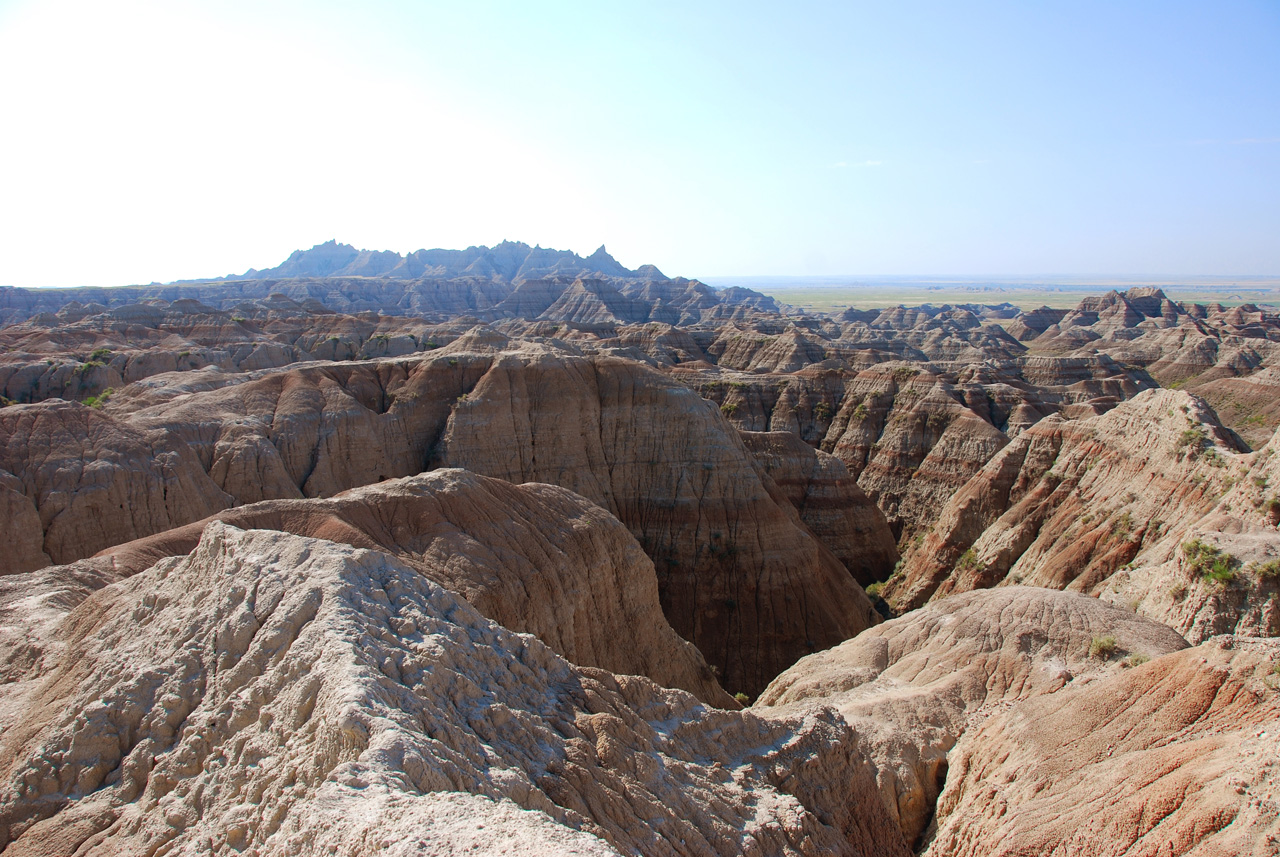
[[0, 524, 909, 857], [83, 470, 736, 707], [927, 636, 1280, 857], [0, 400, 231, 572], [740, 430, 898, 585], [756, 587, 1189, 847], [886, 389, 1248, 612]]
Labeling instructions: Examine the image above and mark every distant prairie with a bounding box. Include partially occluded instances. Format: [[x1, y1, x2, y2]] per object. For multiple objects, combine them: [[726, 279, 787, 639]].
[[705, 274, 1280, 311]]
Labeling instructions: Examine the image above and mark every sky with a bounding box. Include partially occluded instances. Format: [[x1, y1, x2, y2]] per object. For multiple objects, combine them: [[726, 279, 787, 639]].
[[0, 0, 1277, 287]]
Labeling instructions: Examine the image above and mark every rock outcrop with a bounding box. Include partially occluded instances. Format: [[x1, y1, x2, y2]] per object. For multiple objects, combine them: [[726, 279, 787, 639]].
[[0, 524, 910, 857], [885, 389, 1249, 612], [0, 400, 231, 571], [756, 587, 1190, 847], [740, 430, 898, 585], [927, 635, 1280, 857], [80, 470, 735, 707]]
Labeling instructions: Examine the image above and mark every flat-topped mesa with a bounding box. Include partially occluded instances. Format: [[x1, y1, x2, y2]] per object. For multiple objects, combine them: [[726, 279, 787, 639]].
[[0, 524, 910, 857]]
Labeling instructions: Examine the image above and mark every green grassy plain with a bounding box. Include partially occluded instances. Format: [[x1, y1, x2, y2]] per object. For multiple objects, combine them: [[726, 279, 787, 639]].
[[704, 276, 1280, 313]]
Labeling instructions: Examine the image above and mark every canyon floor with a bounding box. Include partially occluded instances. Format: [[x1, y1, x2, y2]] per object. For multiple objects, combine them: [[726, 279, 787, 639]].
[[1, 242, 1278, 855]]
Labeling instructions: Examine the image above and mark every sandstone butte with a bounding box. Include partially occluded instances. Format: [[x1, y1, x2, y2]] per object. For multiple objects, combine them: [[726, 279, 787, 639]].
[[2, 256, 1280, 856]]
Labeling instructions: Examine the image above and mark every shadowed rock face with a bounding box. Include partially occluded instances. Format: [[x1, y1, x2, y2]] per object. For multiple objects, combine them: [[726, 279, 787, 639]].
[[0, 400, 232, 571], [927, 636, 1280, 857], [756, 587, 1190, 847], [0, 524, 910, 857], [739, 430, 899, 585], [68, 470, 735, 707]]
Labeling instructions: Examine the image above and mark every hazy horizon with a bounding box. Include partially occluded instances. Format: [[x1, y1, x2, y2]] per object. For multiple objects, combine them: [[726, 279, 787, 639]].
[[1, 1, 1277, 288]]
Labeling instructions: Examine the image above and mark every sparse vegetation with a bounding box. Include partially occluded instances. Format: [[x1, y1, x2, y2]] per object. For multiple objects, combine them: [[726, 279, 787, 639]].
[[1255, 560, 1280, 582], [813, 402, 832, 422], [720, 402, 738, 416], [1182, 538, 1238, 584], [89, 347, 113, 363], [1089, 635, 1119, 659], [851, 402, 869, 421], [733, 692, 751, 706], [864, 582, 884, 598], [1123, 653, 1150, 668], [1169, 583, 1188, 601], [1111, 511, 1133, 537], [956, 548, 982, 572], [81, 388, 114, 409]]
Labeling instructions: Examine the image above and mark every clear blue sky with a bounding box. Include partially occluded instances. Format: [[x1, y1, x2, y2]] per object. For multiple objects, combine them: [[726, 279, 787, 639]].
[[1, 0, 1276, 286]]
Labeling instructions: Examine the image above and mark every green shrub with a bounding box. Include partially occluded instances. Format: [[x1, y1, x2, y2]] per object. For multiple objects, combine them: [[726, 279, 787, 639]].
[[1089, 635, 1118, 659], [813, 402, 832, 422], [1111, 511, 1133, 537], [865, 582, 883, 598], [1255, 560, 1280, 582], [956, 548, 982, 572], [1123, 653, 1150, 668], [720, 402, 738, 416], [733, 692, 751, 706], [1182, 539, 1239, 583], [81, 388, 114, 409]]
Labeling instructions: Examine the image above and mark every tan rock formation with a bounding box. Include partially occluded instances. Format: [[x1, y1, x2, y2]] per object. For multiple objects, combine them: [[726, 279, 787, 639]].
[[0, 524, 909, 857], [434, 348, 880, 695], [740, 430, 898, 585], [885, 389, 1248, 612], [756, 587, 1190, 847], [0, 400, 231, 572], [927, 636, 1280, 857], [82, 470, 735, 707]]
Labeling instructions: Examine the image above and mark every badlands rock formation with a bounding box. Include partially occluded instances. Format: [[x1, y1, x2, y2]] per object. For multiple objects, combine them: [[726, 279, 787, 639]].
[[756, 587, 1191, 846], [4, 258, 1280, 856], [0, 336, 881, 696], [928, 635, 1280, 857], [885, 388, 1249, 612], [0, 524, 909, 857], [77, 470, 735, 707]]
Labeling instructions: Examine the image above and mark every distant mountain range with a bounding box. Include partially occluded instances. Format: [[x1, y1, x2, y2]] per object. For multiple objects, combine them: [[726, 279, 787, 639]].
[[212, 240, 667, 284]]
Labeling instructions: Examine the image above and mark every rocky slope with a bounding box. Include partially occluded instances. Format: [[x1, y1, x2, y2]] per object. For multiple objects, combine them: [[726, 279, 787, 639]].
[[927, 635, 1280, 857], [884, 389, 1249, 612], [66, 470, 734, 707], [0, 337, 883, 696], [756, 587, 1190, 846], [0, 524, 909, 857]]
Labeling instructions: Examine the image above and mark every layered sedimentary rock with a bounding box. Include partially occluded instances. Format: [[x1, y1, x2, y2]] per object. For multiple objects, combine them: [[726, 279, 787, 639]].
[[431, 342, 881, 695], [0, 400, 231, 571], [927, 636, 1280, 857], [740, 430, 898, 585], [0, 524, 909, 857], [756, 587, 1190, 846], [2, 337, 881, 695], [885, 389, 1248, 612], [77, 470, 735, 706]]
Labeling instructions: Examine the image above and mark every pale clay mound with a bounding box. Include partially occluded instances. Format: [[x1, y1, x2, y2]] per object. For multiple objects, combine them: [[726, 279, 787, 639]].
[[72, 469, 734, 707], [0, 524, 909, 857], [927, 635, 1280, 857], [756, 587, 1191, 846]]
